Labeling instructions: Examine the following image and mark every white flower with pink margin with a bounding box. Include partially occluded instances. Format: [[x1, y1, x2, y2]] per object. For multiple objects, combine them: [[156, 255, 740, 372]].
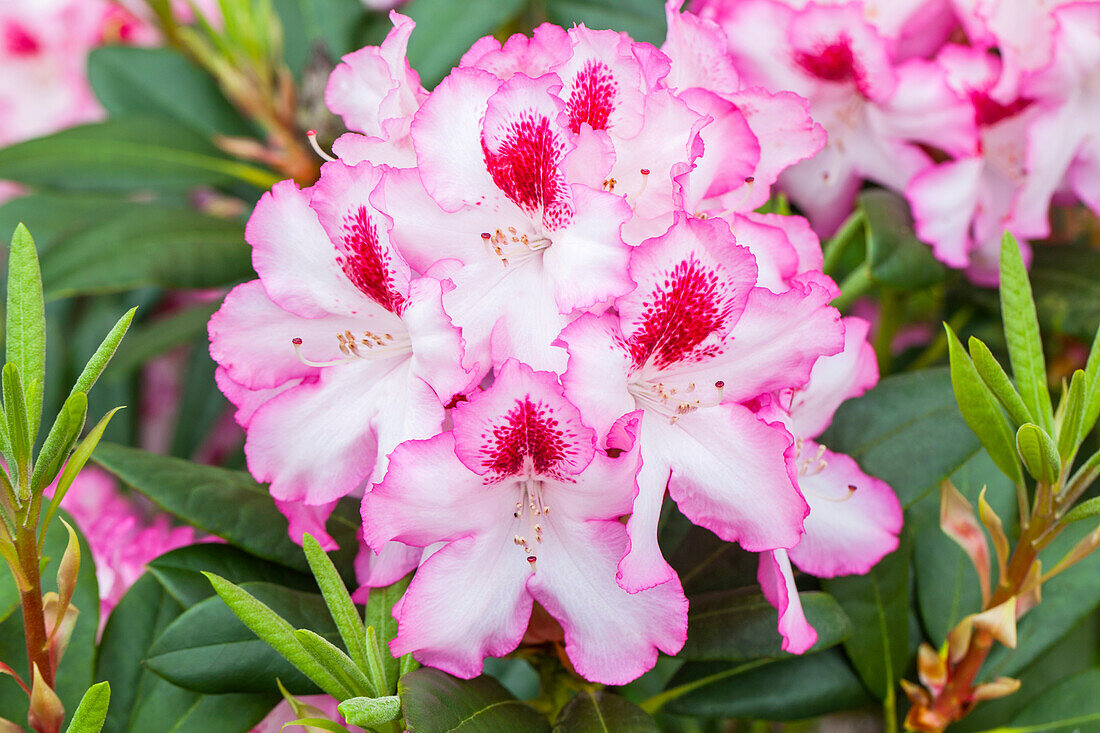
[[558, 215, 844, 593], [380, 67, 633, 374], [1013, 3, 1100, 245], [209, 160, 474, 543], [695, 0, 974, 236], [361, 360, 687, 684], [906, 44, 1041, 285], [756, 317, 902, 652]]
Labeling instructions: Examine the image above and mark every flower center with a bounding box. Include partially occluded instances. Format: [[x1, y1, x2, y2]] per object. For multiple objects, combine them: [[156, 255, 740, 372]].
[[480, 227, 552, 268], [290, 328, 412, 368], [627, 378, 725, 424], [511, 477, 549, 570]]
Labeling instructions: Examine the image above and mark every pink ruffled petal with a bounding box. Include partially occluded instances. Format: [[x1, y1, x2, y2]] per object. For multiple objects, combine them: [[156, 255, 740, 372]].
[[557, 313, 637, 442], [758, 549, 817, 654]]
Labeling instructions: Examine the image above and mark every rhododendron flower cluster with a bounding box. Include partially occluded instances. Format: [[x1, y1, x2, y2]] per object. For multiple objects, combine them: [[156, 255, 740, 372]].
[[694, 0, 1100, 282], [210, 1, 902, 680]]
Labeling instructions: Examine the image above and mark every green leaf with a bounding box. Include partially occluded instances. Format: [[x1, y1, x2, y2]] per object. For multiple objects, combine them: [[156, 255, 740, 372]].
[[552, 691, 656, 733], [337, 695, 401, 727], [0, 117, 279, 191], [92, 442, 359, 576], [946, 325, 1024, 483], [1029, 241, 1100, 343], [662, 649, 871, 720], [399, 668, 550, 733], [95, 573, 278, 733], [397, 0, 527, 86], [6, 224, 46, 437], [993, 669, 1100, 732], [160, 576, 348, 697], [0, 511, 98, 723], [31, 392, 87, 493], [147, 542, 315, 608], [822, 532, 911, 700], [818, 368, 983, 507], [40, 407, 122, 538], [87, 46, 259, 138], [860, 189, 945, 289], [680, 590, 850, 661], [2, 363, 31, 482], [1083, 321, 1100, 439], [1058, 370, 1087, 462], [969, 337, 1033, 428], [64, 682, 110, 733], [1063, 496, 1100, 524], [1015, 423, 1060, 484], [364, 573, 411, 695], [545, 0, 666, 45], [294, 628, 374, 697], [282, 719, 352, 733], [0, 194, 135, 258], [41, 205, 251, 299], [1000, 232, 1054, 434], [302, 534, 371, 688], [69, 307, 137, 397]]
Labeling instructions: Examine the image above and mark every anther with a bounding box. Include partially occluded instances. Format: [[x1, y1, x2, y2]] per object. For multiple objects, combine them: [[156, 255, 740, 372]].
[[306, 130, 336, 162]]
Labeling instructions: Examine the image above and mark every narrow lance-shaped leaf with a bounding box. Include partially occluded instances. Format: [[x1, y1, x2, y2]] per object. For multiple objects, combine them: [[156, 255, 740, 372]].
[[1057, 370, 1087, 464], [39, 407, 122, 548], [1081, 321, 1100, 440], [3, 362, 31, 491], [969, 336, 1033, 427], [946, 325, 1024, 483], [70, 307, 136, 398], [293, 628, 374, 698], [999, 232, 1054, 434], [1016, 424, 1061, 485], [31, 392, 87, 493], [337, 696, 402, 727], [6, 224, 45, 438], [364, 574, 411, 694], [1062, 496, 1100, 524], [203, 572, 350, 700], [64, 681, 110, 733], [302, 534, 370, 681]]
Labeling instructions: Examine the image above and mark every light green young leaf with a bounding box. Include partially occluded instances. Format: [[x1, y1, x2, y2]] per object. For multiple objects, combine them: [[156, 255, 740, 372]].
[[364, 574, 411, 694], [336, 696, 401, 727], [1081, 321, 1100, 440], [6, 224, 45, 438], [1016, 424, 1060, 485], [1062, 496, 1100, 524], [3, 362, 31, 487], [31, 392, 87, 493], [302, 534, 370, 682], [1057, 370, 1087, 464], [63, 681, 110, 733], [969, 336, 1033, 427], [69, 307, 135, 398], [293, 628, 374, 698], [999, 232, 1054, 434], [39, 407, 122, 544], [946, 325, 1024, 483], [203, 572, 350, 700], [280, 718, 351, 733]]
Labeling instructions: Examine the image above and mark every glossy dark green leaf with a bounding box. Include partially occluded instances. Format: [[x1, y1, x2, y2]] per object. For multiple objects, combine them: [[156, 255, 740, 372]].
[[1000, 668, 1100, 732], [40, 204, 251, 299], [399, 668, 550, 733], [1000, 232, 1054, 434], [147, 542, 315, 608], [92, 442, 359, 577], [0, 511, 98, 722], [681, 590, 850, 661], [0, 193, 134, 257], [0, 117, 279, 191], [1030, 242, 1100, 343], [545, 0, 666, 45], [818, 368, 983, 507], [95, 573, 277, 733], [912, 450, 1017, 645], [552, 691, 656, 733], [822, 533, 910, 700], [663, 649, 871, 720], [397, 0, 527, 86], [145, 581, 341, 695], [88, 46, 258, 138], [860, 189, 945, 289], [946, 325, 1024, 483]]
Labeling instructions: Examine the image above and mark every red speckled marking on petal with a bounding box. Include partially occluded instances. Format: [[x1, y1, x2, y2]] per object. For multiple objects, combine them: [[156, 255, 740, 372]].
[[480, 396, 582, 480], [336, 206, 405, 314], [482, 111, 572, 227], [566, 59, 618, 133], [794, 36, 862, 87], [628, 255, 738, 369], [3, 22, 39, 56], [970, 91, 1032, 128]]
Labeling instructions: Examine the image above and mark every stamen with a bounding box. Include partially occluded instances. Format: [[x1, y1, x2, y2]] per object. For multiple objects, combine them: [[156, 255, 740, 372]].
[[306, 130, 336, 162], [292, 338, 354, 368], [626, 168, 651, 208], [806, 483, 857, 503]]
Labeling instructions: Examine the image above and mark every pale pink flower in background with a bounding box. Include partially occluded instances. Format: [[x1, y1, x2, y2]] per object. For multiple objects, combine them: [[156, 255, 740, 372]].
[[251, 694, 349, 733], [696, 0, 974, 236], [906, 44, 1039, 284], [362, 360, 687, 684], [558, 216, 843, 592], [44, 467, 196, 623], [754, 317, 902, 652], [210, 160, 473, 540]]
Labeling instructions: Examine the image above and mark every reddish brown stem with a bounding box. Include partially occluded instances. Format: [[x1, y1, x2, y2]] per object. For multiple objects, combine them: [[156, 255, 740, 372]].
[[15, 524, 56, 732]]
